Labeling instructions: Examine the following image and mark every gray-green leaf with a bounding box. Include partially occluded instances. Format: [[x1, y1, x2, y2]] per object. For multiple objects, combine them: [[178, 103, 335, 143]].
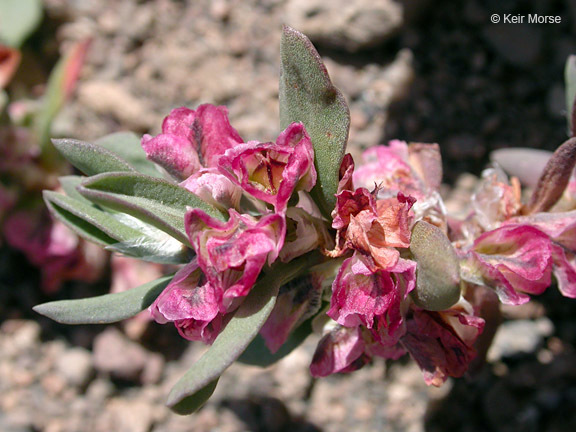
[[95, 132, 162, 178], [78, 172, 226, 246], [279, 25, 350, 218], [33, 275, 173, 324]]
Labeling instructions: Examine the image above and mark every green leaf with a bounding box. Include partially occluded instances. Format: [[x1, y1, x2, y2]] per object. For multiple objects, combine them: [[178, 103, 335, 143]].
[[0, 0, 42, 48], [33, 275, 173, 324], [58, 175, 92, 204], [279, 25, 350, 218], [237, 319, 313, 367], [166, 252, 321, 414], [95, 132, 162, 178], [565, 55, 576, 137], [170, 379, 219, 415], [79, 173, 225, 246], [409, 221, 461, 311], [44, 190, 188, 263], [52, 138, 136, 176]]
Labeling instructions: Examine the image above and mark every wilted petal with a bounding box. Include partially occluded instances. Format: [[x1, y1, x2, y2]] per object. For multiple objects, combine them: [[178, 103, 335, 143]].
[[186, 209, 285, 302], [509, 210, 576, 250], [218, 122, 315, 213], [310, 325, 366, 377], [402, 308, 484, 386], [149, 261, 222, 344], [472, 168, 521, 230]]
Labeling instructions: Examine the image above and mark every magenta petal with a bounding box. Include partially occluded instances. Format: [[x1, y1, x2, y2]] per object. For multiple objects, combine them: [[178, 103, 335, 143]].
[[193, 104, 244, 168], [141, 133, 201, 180], [551, 244, 576, 298], [328, 253, 401, 329], [186, 209, 285, 301], [149, 262, 222, 344], [161, 106, 197, 138], [218, 122, 316, 213], [310, 326, 366, 377], [472, 224, 553, 302]]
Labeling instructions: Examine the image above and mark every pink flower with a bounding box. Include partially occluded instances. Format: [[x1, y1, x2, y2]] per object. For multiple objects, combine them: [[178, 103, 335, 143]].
[[506, 211, 576, 298], [401, 307, 484, 386], [218, 122, 316, 214], [149, 261, 224, 344], [185, 208, 285, 305], [328, 253, 414, 331], [141, 104, 243, 180], [466, 225, 553, 305], [331, 186, 415, 270]]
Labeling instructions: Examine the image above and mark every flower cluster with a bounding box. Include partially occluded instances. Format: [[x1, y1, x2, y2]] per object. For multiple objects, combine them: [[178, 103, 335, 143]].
[[35, 27, 576, 414]]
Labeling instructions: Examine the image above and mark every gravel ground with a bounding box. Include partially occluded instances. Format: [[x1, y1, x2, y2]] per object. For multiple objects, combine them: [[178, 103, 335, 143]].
[[2, 1, 576, 431]]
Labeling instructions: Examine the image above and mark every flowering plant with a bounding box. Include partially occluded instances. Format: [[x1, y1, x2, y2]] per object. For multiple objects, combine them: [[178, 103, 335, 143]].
[[35, 27, 576, 414]]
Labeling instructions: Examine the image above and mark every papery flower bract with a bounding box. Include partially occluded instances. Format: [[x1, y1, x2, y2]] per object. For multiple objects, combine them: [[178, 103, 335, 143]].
[[401, 306, 484, 386], [141, 104, 243, 180], [150, 261, 223, 344], [465, 224, 553, 305], [218, 122, 316, 214], [186, 208, 284, 304]]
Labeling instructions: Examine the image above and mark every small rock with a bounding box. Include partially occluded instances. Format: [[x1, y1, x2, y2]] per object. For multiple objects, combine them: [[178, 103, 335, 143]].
[[93, 327, 155, 382], [56, 347, 94, 387], [488, 318, 554, 361], [285, 0, 403, 52]]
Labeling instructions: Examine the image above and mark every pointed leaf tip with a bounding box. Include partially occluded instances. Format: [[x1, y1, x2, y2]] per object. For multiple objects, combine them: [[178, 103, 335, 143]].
[[279, 25, 350, 218]]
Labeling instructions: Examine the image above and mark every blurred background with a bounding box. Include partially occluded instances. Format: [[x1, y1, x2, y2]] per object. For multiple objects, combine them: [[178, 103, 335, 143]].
[[1, 1, 575, 431]]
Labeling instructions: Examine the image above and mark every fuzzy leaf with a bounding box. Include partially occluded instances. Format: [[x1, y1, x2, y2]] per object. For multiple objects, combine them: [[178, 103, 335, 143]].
[[279, 25, 350, 218], [527, 137, 576, 214], [170, 379, 219, 415], [565, 55, 576, 137], [33, 275, 173, 324], [409, 221, 461, 311], [95, 132, 162, 178], [166, 252, 321, 414], [79, 172, 225, 246], [52, 138, 136, 176], [44, 190, 188, 263], [0, 0, 42, 48]]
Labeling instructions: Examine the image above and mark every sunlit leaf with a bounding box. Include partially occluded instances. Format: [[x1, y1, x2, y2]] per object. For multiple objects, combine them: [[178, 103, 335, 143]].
[[79, 172, 225, 246], [279, 25, 350, 218], [33, 275, 173, 324], [95, 132, 162, 178], [410, 221, 461, 311]]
